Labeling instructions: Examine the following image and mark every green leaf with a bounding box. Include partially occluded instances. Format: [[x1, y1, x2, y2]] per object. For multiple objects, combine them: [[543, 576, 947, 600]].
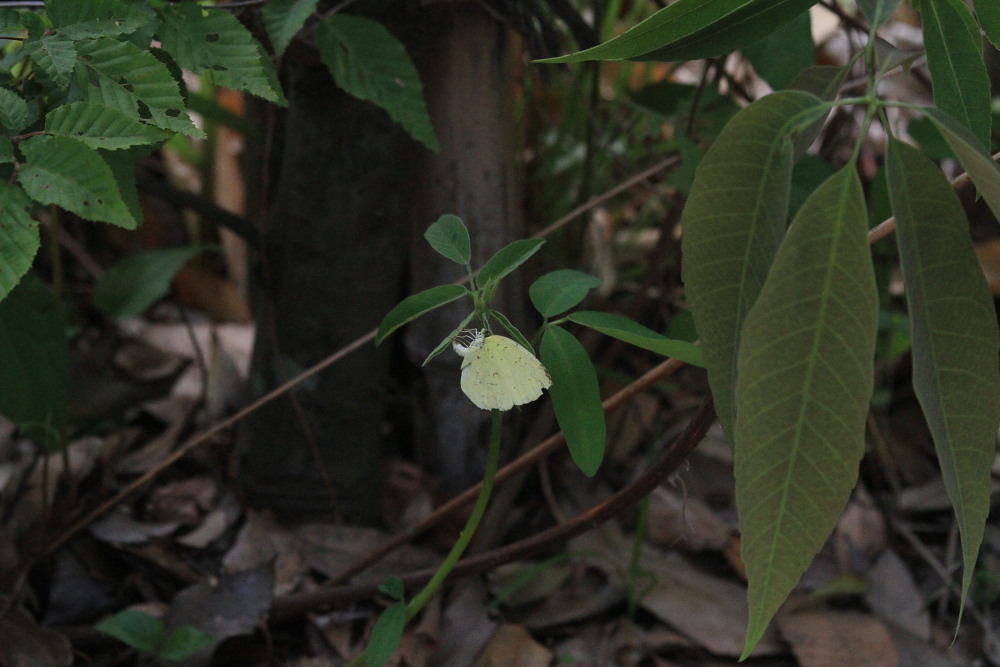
[[0, 183, 39, 301], [568, 311, 705, 367], [857, 0, 903, 28], [0, 273, 67, 451], [681, 90, 824, 438], [734, 167, 877, 658], [0, 87, 31, 133], [376, 284, 469, 345], [541, 325, 606, 477], [487, 308, 533, 353], [261, 0, 319, 58], [95, 609, 166, 654], [367, 602, 407, 667], [919, 0, 992, 151], [424, 214, 471, 265], [100, 145, 153, 228], [529, 269, 601, 318], [378, 576, 405, 602], [315, 15, 438, 151], [22, 34, 77, 89], [786, 66, 847, 158], [45, 101, 168, 149], [422, 311, 476, 366], [18, 135, 137, 229], [93, 246, 210, 319], [157, 3, 286, 105], [158, 625, 215, 662], [886, 138, 998, 621], [972, 0, 1000, 50], [742, 10, 814, 90], [537, 0, 815, 64], [48, 0, 151, 40], [76, 37, 203, 138], [477, 238, 545, 288], [924, 106, 1000, 222]]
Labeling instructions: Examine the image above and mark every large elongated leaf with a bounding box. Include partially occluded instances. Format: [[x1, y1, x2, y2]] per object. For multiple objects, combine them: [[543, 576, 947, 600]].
[[76, 37, 202, 138], [0, 183, 38, 301], [315, 15, 438, 151], [858, 0, 903, 28], [886, 138, 998, 618], [539, 0, 815, 64], [972, 0, 1000, 49], [919, 0, 991, 151], [734, 167, 877, 657], [568, 311, 704, 367], [0, 273, 67, 451], [681, 90, 825, 438], [46, 101, 168, 149], [542, 325, 605, 477], [261, 0, 319, 58], [158, 3, 286, 105], [742, 10, 814, 90], [923, 107, 1000, 222], [18, 135, 137, 229]]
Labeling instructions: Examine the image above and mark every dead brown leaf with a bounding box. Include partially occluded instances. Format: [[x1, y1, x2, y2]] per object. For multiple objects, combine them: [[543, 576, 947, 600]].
[[776, 608, 899, 667], [472, 624, 551, 667], [0, 600, 72, 667]]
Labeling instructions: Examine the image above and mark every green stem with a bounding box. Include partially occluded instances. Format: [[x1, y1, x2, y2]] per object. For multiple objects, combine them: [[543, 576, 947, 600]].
[[347, 409, 504, 666]]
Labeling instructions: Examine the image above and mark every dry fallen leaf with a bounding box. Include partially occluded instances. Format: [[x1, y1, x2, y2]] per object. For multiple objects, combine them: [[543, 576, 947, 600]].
[[472, 624, 551, 667], [0, 599, 73, 667], [776, 608, 899, 667]]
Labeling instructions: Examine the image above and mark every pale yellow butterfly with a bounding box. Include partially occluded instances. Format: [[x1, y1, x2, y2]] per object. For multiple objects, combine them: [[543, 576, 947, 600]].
[[452, 329, 552, 411]]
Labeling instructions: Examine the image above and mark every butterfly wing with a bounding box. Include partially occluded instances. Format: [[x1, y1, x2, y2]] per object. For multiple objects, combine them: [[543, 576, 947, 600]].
[[460, 336, 551, 411]]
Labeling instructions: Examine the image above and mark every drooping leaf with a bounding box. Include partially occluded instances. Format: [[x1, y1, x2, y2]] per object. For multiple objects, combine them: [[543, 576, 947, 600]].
[[542, 325, 605, 476], [424, 214, 471, 265], [76, 37, 203, 137], [477, 238, 545, 288], [568, 311, 705, 367], [681, 90, 825, 438], [538, 0, 815, 64], [366, 602, 407, 667], [93, 245, 210, 318], [45, 101, 168, 149], [157, 3, 286, 105], [100, 144, 154, 228], [886, 138, 998, 621], [529, 269, 601, 318], [95, 609, 165, 654], [742, 10, 814, 90], [918, 0, 991, 151], [315, 14, 438, 151], [18, 135, 137, 229], [0, 183, 39, 301], [0, 273, 68, 451], [857, 0, 903, 28], [422, 311, 476, 367], [0, 87, 32, 133], [22, 34, 77, 89], [734, 167, 877, 657], [488, 308, 533, 353], [261, 0, 319, 58], [376, 284, 470, 345], [924, 107, 1000, 221], [972, 0, 1000, 50]]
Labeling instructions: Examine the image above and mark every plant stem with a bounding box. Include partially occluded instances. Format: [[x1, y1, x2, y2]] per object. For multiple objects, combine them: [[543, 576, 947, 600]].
[[347, 409, 504, 666]]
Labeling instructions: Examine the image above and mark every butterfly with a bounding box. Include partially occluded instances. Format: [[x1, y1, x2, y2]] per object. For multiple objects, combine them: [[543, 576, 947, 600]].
[[452, 329, 552, 411]]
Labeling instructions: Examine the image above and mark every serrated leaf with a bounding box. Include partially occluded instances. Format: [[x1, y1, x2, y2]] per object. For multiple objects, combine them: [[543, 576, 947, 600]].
[[100, 144, 152, 228], [538, 0, 815, 64], [23, 33, 77, 89], [376, 284, 469, 345], [734, 167, 877, 658], [367, 602, 406, 667], [76, 37, 203, 138], [315, 15, 438, 151], [0, 273, 67, 451], [18, 135, 137, 228], [477, 238, 545, 288], [919, 0, 991, 151], [742, 10, 814, 90], [0, 87, 31, 132], [261, 0, 319, 58], [93, 245, 210, 319], [95, 609, 165, 654], [972, 0, 1000, 50], [158, 3, 286, 105], [924, 106, 1000, 222], [542, 325, 605, 476], [529, 269, 601, 317], [424, 214, 471, 265], [681, 90, 825, 438], [0, 183, 38, 301], [857, 0, 903, 27], [49, 0, 151, 40], [568, 311, 705, 367], [46, 101, 168, 149], [159, 626, 214, 662], [886, 138, 998, 621]]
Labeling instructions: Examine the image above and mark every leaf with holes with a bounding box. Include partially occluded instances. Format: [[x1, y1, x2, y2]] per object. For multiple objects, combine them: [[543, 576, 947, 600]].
[[18, 135, 136, 228], [734, 167, 877, 657], [46, 101, 168, 149]]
